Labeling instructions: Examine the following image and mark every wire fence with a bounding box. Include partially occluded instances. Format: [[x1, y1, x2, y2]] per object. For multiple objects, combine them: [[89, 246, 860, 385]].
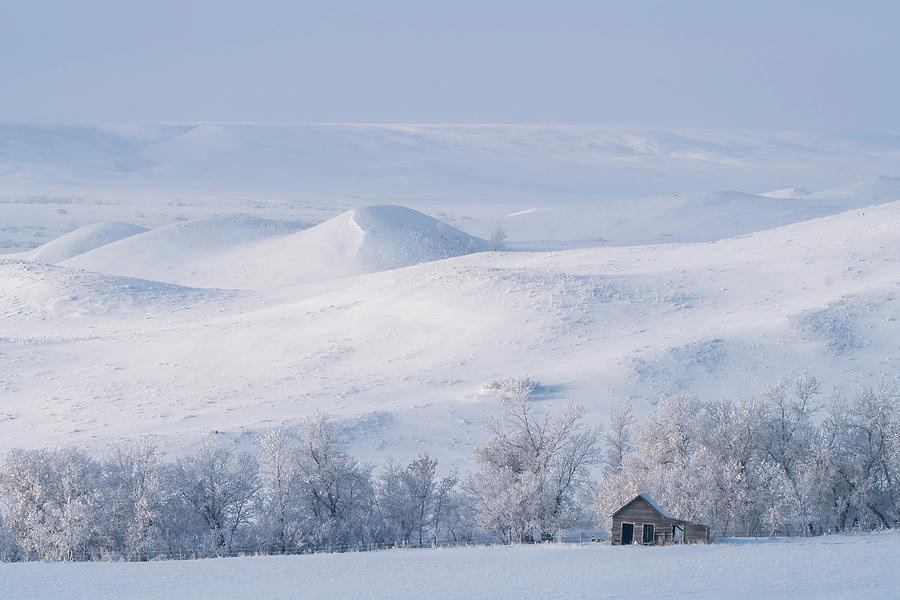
[[711, 522, 895, 540], [0, 531, 610, 563], [129, 530, 608, 562], [4, 524, 894, 562]]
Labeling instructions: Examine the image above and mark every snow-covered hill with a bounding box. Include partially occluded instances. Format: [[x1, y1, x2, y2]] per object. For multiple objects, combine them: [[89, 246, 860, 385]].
[[20, 222, 148, 264], [2, 123, 899, 255], [4, 124, 898, 198], [57, 206, 487, 289], [2, 122, 899, 464], [58, 215, 309, 287], [2, 198, 899, 464]]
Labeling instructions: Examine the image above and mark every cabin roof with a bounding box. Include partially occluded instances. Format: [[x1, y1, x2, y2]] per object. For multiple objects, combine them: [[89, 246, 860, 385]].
[[611, 493, 680, 520]]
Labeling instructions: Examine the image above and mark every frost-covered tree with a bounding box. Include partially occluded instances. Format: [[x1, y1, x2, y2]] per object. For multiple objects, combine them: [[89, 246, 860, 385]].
[[471, 382, 601, 542], [374, 460, 411, 544], [603, 401, 634, 475], [842, 384, 900, 528], [257, 429, 303, 553], [594, 376, 850, 537], [699, 396, 766, 536], [101, 442, 171, 560], [402, 455, 438, 547], [758, 376, 821, 533], [0, 447, 103, 561], [295, 414, 374, 551], [173, 438, 260, 553], [0, 506, 16, 561], [489, 227, 508, 251], [375, 455, 457, 547]]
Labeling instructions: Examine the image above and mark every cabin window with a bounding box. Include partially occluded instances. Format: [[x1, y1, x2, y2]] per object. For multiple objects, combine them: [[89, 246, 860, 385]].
[[642, 523, 655, 544], [673, 524, 684, 543]]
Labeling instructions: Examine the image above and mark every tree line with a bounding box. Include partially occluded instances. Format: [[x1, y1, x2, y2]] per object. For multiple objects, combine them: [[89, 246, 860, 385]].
[[595, 376, 900, 537], [0, 375, 897, 561]]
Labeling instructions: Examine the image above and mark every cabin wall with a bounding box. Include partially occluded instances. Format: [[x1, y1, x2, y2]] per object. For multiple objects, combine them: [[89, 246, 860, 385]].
[[611, 500, 681, 545], [610, 498, 709, 545], [684, 523, 709, 544], [611, 516, 677, 545]]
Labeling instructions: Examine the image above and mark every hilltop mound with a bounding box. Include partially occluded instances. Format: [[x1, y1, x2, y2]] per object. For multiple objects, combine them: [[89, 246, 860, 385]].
[[56, 207, 487, 290], [217, 205, 490, 289], [353, 205, 490, 268], [61, 215, 308, 287], [760, 187, 811, 198], [25, 222, 148, 264]]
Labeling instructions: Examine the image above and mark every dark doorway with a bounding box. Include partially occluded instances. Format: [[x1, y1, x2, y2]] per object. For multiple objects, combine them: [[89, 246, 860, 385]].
[[642, 523, 655, 544], [621, 523, 634, 545]]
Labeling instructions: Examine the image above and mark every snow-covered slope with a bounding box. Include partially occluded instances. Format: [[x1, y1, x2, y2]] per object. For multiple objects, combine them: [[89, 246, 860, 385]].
[[1, 533, 896, 600], [2, 200, 898, 462], [56, 207, 487, 289], [808, 176, 900, 201], [212, 205, 490, 289], [4, 123, 898, 199], [495, 189, 876, 248], [59, 215, 308, 287], [3, 124, 899, 256], [760, 186, 811, 198], [2, 122, 900, 465], [22, 222, 148, 264]]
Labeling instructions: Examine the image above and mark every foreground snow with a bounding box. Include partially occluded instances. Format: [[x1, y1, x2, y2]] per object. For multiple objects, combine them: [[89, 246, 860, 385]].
[[1, 533, 896, 599]]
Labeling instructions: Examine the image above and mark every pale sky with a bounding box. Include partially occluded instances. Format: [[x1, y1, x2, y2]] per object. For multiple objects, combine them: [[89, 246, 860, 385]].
[[1, 0, 898, 130]]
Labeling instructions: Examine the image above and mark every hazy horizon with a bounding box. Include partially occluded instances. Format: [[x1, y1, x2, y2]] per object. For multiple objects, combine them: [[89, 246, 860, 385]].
[[3, 1, 898, 131]]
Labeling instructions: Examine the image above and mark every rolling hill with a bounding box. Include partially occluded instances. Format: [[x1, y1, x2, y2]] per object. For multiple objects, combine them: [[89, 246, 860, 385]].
[[1, 199, 898, 465]]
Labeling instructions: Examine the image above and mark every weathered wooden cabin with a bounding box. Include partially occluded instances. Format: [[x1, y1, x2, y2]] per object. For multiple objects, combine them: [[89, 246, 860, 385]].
[[611, 494, 709, 545]]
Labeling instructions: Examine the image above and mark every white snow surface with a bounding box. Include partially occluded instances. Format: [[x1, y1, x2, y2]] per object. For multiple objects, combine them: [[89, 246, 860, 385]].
[[3, 198, 900, 464], [20, 222, 148, 264], [61, 206, 487, 289], [760, 186, 811, 198], [58, 214, 309, 288], [1, 123, 900, 465], [3, 123, 900, 254], [1, 533, 896, 599]]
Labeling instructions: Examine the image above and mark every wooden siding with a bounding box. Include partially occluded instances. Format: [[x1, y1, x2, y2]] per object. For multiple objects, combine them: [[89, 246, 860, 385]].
[[610, 496, 709, 545]]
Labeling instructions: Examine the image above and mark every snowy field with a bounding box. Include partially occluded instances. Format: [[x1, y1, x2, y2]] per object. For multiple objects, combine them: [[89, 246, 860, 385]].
[[1, 532, 897, 600], [1, 123, 900, 465]]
